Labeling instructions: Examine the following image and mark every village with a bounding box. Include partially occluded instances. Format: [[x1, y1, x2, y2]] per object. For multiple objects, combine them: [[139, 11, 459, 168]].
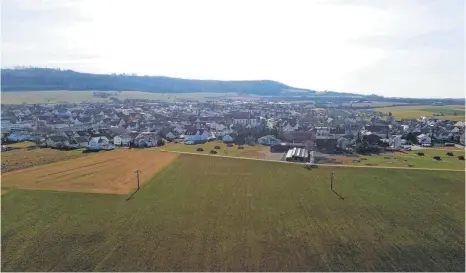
[[1, 98, 465, 164]]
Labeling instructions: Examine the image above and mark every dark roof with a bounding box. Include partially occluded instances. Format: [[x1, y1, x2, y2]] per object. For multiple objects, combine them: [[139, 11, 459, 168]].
[[74, 136, 89, 143], [48, 135, 68, 142], [231, 112, 252, 119], [290, 131, 314, 142], [78, 117, 92, 123]]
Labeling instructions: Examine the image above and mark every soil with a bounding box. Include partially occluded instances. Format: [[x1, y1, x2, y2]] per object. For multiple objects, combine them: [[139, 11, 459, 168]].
[[1, 149, 178, 194]]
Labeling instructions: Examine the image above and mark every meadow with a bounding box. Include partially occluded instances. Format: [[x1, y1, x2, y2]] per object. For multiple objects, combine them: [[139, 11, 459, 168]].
[[1, 91, 246, 104], [2, 154, 464, 271], [335, 149, 466, 170], [2, 145, 87, 173], [374, 105, 465, 121], [163, 141, 269, 159]]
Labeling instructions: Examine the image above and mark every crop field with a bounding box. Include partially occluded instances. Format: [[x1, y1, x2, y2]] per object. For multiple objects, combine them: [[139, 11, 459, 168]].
[[1, 146, 87, 172], [2, 154, 464, 271], [1, 91, 243, 104], [335, 149, 466, 170], [374, 105, 465, 121], [163, 141, 270, 159], [1, 149, 178, 194]]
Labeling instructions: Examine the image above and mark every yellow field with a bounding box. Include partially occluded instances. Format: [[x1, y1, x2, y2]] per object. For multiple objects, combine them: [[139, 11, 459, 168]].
[[1, 91, 243, 104], [374, 105, 465, 121], [1, 149, 178, 194]]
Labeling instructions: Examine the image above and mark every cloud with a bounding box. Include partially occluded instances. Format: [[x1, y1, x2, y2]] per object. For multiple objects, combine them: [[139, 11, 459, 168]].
[[1, 0, 464, 98]]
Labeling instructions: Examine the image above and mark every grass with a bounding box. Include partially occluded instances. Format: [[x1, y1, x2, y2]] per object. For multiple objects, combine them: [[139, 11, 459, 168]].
[[5, 141, 37, 148], [374, 105, 465, 121], [1, 146, 87, 172], [336, 149, 465, 170], [1, 91, 251, 104], [163, 141, 270, 159], [2, 154, 465, 271]]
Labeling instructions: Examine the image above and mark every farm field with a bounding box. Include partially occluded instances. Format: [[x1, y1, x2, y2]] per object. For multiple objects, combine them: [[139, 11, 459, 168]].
[[335, 149, 466, 170], [1, 91, 246, 104], [1, 149, 178, 194], [1, 146, 87, 172], [374, 105, 465, 121], [163, 141, 270, 159], [2, 154, 465, 271]]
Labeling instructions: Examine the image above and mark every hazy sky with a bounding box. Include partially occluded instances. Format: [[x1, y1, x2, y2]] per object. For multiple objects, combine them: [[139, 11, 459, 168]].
[[2, 0, 465, 98]]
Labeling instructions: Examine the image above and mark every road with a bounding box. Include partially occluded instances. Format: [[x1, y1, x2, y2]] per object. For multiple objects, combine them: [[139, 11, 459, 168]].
[[161, 150, 465, 172]]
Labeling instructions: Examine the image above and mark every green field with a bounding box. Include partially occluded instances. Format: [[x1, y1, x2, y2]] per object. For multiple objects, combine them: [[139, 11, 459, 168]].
[[2, 154, 464, 271], [336, 149, 466, 170], [374, 105, 465, 121], [0, 91, 253, 104]]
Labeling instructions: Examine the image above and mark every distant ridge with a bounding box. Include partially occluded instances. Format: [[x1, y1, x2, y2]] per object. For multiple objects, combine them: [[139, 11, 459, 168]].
[[0, 68, 316, 96]]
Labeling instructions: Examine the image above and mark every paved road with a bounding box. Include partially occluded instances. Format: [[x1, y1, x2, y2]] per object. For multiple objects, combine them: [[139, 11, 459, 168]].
[[161, 150, 465, 172]]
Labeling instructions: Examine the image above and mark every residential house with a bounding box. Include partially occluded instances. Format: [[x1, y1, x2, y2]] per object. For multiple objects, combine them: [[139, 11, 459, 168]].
[[46, 135, 69, 148], [223, 133, 237, 143], [74, 136, 90, 148], [88, 136, 110, 150], [184, 128, 209, 144], [114, 134, 133, 146], [416, 133, 431, 144], [134, 132, 159, 147], [258, 135, 281, 146], [231, 112, 260, 127]]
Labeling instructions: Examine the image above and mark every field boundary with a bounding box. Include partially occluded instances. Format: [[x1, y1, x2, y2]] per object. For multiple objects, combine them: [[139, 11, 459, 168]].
[[161, 150, 465, 172]]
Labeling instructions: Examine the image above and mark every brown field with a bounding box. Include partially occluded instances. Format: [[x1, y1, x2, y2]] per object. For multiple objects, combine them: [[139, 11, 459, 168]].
[[1, 149, 178, 194], [1, 147, 87, 172]]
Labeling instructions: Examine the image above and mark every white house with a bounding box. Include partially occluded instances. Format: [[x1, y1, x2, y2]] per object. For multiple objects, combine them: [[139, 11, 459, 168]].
[[88, 136, 110, 150], [134, 132, 159, 147], [416, 134, 431, 144], [315, 127, 330, 139], [184, 128, 209, 143], [114, 134, 133, 146], [392, 135, 402, 149], [231, 113, 260, 127], [45, 136, 68, 148], [74, 136, 90, 148]]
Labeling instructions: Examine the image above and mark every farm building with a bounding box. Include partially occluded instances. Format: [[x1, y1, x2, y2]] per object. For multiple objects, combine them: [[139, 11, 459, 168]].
[[285, 147, 309, 162], [270, 143, 305, 153]]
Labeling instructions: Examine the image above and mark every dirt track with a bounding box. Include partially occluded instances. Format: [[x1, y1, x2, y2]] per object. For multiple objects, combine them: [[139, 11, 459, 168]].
[[2, 149, 178, 194], [162, 150, 465, 172]]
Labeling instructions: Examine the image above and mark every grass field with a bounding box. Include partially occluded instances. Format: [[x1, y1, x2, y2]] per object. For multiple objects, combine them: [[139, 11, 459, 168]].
[[163, 142, 269, 159], [2, 154, 464, 271], [1, 146, 87, 172], [1, 149, 177, 194], [335, 149, 466, 170], [1, 91, 248, 104], [374, 105, 465, 121]]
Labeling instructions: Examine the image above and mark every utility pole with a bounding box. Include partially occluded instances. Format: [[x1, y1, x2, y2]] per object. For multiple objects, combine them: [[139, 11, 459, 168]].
[[331, 172, 334, 190], [135, 170, 142, 190]]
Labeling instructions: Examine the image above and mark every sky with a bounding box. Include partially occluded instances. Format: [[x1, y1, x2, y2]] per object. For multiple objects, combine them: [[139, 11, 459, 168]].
[[2, 0, 465, 98]]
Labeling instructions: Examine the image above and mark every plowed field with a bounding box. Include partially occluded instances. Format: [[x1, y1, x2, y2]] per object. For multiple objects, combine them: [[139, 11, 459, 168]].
[[1, 149, 178, 194]]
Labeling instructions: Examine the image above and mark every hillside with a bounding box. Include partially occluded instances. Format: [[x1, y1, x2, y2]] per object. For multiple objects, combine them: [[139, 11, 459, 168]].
[[0, 68, 315, 96]]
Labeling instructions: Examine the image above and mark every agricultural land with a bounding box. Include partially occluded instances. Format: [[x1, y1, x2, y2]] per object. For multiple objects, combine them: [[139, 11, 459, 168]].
[[1, 143, 87, 173], [1, 154, 464, 271], [374, 105, 465, 121], [163, 142, 270, 159], [1, 149, 178, 194]]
